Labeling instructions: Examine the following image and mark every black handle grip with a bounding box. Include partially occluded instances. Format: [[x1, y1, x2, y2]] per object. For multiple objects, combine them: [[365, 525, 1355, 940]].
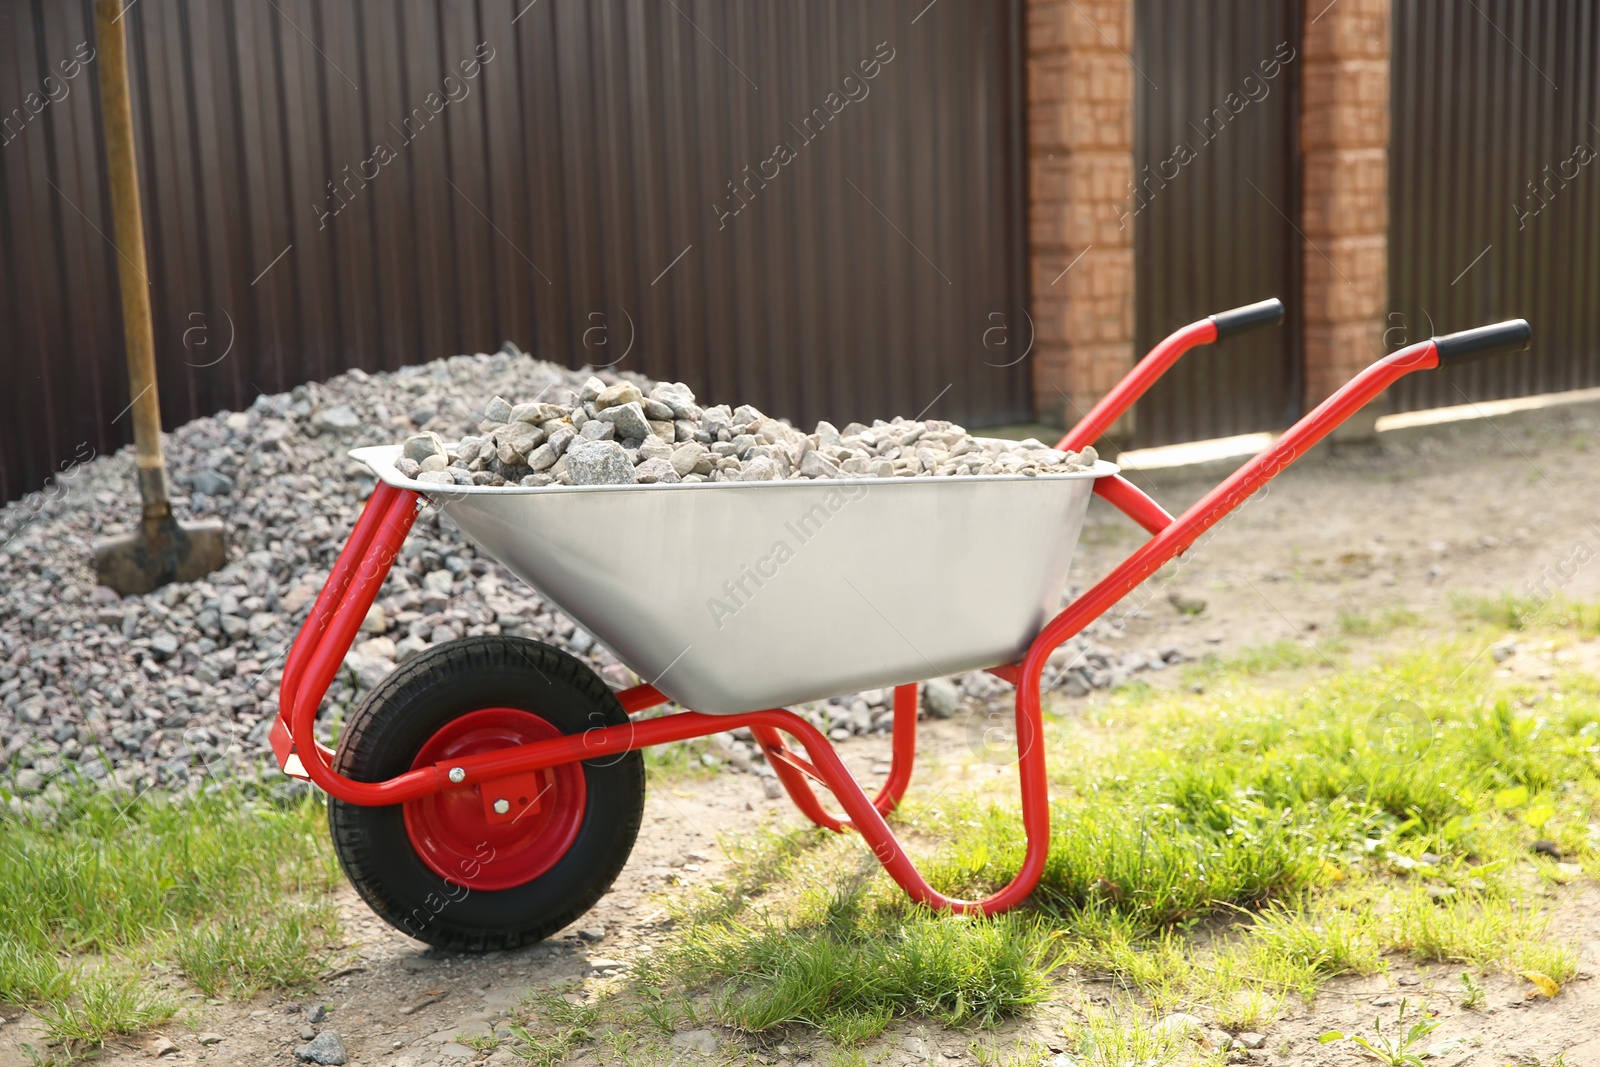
[[1210, 298, 1286, 341], [1431, 319, 1532, 365]]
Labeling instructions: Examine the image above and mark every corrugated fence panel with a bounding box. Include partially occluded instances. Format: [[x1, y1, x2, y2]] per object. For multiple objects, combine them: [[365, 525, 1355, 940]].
[[1131, 0, 1303, 446], [1390, 0, 1600, 411], [0, 0, 1026, 503]]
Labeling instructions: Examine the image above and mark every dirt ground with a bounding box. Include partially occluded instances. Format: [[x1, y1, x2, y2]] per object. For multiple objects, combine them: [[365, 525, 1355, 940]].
[[8, 399, 1600, 1067]]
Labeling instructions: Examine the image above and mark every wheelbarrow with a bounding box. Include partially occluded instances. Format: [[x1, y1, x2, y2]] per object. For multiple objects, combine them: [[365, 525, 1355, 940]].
[[267, 301, 1532, 950]]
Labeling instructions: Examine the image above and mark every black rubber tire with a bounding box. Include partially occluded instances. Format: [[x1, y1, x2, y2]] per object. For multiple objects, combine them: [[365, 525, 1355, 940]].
[[327, 635, 644, 952]]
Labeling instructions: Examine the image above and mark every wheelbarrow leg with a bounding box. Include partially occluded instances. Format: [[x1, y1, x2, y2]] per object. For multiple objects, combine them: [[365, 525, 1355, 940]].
[[744, 674, 1052, 914], [753, 682, 918, 831]]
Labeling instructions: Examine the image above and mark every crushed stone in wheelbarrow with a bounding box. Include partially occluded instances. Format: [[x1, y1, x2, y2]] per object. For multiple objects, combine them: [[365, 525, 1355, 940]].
[[396, 377, 1098, 487]]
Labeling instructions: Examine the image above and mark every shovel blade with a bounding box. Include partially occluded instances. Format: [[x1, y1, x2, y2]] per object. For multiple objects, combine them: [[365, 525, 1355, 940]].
[[93, 516, 227, 595]]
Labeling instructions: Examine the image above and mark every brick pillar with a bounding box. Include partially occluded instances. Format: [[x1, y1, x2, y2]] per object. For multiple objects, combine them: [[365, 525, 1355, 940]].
[[1025, 1, 1136, 432], [1300, 0, 1389, 417]]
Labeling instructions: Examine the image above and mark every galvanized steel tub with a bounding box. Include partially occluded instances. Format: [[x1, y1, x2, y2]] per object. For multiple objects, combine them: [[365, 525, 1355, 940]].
[[353, 445, 1115, 714]]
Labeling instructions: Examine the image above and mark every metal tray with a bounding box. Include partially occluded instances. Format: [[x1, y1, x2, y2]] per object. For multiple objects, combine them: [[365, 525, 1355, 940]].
[[352, 444, 1114, 713]]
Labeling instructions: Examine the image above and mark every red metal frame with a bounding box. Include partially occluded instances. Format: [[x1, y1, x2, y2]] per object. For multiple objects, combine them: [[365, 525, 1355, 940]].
[[270, 327, 1450, 915]]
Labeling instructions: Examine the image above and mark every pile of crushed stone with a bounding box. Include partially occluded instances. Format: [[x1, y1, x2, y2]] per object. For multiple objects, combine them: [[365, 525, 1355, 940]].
[[0, 347, 1173, 816], [397, 377, 1097, 487]]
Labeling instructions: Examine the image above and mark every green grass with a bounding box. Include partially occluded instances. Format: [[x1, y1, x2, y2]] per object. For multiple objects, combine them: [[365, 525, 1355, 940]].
[[1336, 605, 1423, 637], [1452, 592, 1600, 637], [637, 628, 1599, 1048], [0, 780, 342, 1049]]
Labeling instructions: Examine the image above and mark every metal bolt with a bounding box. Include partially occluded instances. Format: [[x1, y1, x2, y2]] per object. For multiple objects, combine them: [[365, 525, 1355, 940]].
[[448, 767, 465, 784], [493, 798, 511, 815]]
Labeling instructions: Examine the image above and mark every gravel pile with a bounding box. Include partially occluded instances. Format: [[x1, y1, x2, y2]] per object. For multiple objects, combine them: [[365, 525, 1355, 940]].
[[0, 348, 1178, 814], [397, 378, 1098, 487]]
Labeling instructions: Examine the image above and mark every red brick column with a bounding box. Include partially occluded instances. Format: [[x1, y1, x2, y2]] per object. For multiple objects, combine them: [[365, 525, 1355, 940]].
[[1025, 1, 1136, 432], [1300, 0, 1390, 414]]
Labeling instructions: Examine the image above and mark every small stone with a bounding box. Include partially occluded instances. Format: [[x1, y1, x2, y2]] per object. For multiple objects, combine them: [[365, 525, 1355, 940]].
[[739, 456, 780, 481], [484, 395, 514, 422], [637, 434, 674, 461], [151, 1035, 179, 1057], [281, 585, 315, 614], [295, 1030, 349, 1065], [189, 468, 235, 496], [761, 776, 783, 799], [799, 450, 842, 478], [313, 404, 361, 432], [439, 1041, 476, 1060], [578, 925, 606, 943], [511, 401, 564, 424], [525, 442, 559, 471], [1371, 995, 1398, 1007], [633, 457, 681, 484], [578, 418, 614, 442], [597, 401, 652, 442], [565, 440, 635, 485], [670, 441, 711, 477], [403, 432, 446, 462], [595, 381, 644, 409], [547, 426, 576, 456], [494, 421, 543, 463], [306, 1004, 328, 1024], [1236, 1033, 1265, 1050], [1168, 590, 1207, 616], [197, 1032, 225, 1045], [1205, 1028, 1234, 1050], [670, 1030, 719, 1054], [150, 631, 180, 659], [922, 678, 961, 719], [360, 603, 388, 634]]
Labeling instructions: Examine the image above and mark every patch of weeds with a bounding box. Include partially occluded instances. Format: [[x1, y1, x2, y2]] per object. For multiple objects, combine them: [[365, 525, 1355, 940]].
[[1338, 606, 1423, 637], [1205, 638, 1326, 676], [1070, 1005, 1190, 1067], [642, 738, 724, 779], [631, 987, 703, 1034], [1457, 971, 1486, 1010], [1385, 890, 1577, 981], [0, 939, 74, 1005], [969, 1037, 1051, 1066], [1451, 593, 1600, 636], [0, 780, 340, 1048], [1320, 1000, 1438, 1066], [174, 902, 339, 997], [29, 968, 176, 1047], [639, 634, 1600, 1048], [669, 897, 1062, 1041], [1244, 900, 1385, 982], [504, 989, 600, 1067], [649, 824, 823, 932]]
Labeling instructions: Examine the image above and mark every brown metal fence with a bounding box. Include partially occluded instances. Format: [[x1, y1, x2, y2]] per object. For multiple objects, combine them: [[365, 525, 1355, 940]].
[[0, 0, 1027, 503], [1130, 0, 1304, 446], [1390, 0, 1600, 411]]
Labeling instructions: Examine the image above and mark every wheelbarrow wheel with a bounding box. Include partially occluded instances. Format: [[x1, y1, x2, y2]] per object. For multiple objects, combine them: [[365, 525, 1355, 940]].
[[327, 635, 644, 952]]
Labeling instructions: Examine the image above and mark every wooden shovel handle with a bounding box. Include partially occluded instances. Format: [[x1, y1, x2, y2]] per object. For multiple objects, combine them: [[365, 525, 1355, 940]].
[[94, 0, 169, 521]]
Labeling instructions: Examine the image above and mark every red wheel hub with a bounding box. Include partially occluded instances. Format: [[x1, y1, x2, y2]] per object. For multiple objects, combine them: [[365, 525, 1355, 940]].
[[403, 708, 585, 891]]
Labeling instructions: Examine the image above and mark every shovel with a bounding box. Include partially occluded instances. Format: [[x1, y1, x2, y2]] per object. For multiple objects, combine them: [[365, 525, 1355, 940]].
[[90, 0, 225, 595]]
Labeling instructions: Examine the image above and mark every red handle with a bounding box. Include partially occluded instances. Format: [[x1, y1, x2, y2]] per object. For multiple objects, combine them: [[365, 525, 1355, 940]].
[[1056, 297, 1284, 453]]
